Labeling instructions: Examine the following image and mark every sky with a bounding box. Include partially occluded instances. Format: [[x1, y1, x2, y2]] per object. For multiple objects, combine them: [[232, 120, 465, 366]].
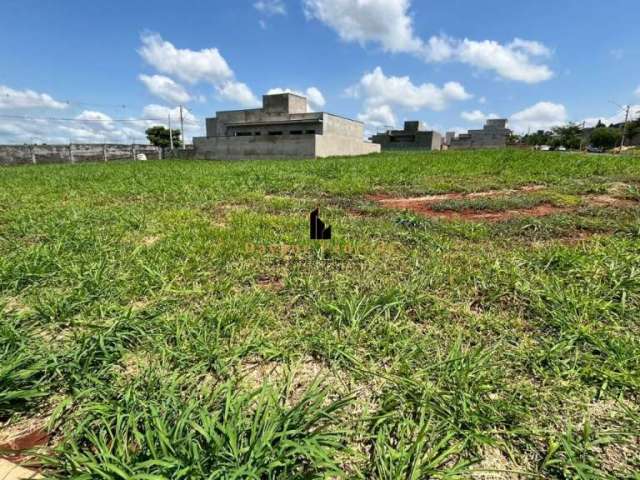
[[1, 0, 639, 144]]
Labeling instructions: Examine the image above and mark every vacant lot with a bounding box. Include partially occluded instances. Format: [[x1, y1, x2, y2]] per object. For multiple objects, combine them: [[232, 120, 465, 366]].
[[1, 150, 639, 478]]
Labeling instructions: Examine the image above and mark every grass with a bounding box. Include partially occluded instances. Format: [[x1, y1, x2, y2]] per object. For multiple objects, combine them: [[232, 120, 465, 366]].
[[1, 149, 640, 478]]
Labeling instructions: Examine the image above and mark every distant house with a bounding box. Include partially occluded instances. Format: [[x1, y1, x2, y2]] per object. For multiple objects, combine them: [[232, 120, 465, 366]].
[[370, 121, 443, 151], [448, 119, 512, 150]]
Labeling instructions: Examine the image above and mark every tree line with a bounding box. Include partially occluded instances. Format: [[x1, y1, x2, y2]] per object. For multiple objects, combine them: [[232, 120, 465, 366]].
[[510, 118, 640, 150]]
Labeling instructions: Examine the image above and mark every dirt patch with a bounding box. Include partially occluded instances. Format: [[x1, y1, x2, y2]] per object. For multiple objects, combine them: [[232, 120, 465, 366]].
[[141, 235, 160, 246], [470, 446, 530, 479], [0, 417, 49, 464], [585, 195, 636, 208], [370, 185, 546, 206], [369, 185, 566, 222], [255, 274, 284, 291], [237, 356, 335, 406], [377, 200, 569, 222], [1, 298, 31, 316], [370, 184, 638, 222]]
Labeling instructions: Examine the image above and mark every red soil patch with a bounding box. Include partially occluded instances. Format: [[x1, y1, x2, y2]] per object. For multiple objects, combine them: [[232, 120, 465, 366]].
[[369, 184, 546, 206], [369, 185, 568, 222], [0, 425, 49, 463], [382, 202, 568, 222]]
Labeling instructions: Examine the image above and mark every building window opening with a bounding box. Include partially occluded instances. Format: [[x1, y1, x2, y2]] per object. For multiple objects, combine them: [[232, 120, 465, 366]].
[[254, 132, 261, 136], [235, 132, 252, 137], [268, 131, 283, 136], [290, 130, 303, 135], [305, 130, 316, 135]]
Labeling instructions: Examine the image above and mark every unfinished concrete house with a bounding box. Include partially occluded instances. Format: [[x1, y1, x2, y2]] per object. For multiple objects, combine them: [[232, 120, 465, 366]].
[[193, 93, 380, 160], [370, 121, 443, 151], [448, 119, 512, 149]]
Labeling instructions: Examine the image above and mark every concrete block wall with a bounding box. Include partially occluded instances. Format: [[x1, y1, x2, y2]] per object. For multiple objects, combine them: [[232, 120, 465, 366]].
[[193, 135, 317, 160], [322, 114, 364, 139], [0, 144, 162, 167], [315, 135, 380, 157]]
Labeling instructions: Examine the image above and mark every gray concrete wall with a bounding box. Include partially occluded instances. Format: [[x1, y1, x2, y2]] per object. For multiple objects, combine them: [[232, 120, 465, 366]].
[[449, 119, 511, 150], [314, 135, 380, 157], [193, 134, 379, 160], [322, 114, 364, 138], [193, 135, 317, 160], [0, 144, 162, 167]]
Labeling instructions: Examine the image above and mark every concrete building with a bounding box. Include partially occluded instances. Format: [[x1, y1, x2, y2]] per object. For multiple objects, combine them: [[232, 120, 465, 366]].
[[193, 93, 380, 160], [370, 121, 443, 151], [449, 119, 512, 149]]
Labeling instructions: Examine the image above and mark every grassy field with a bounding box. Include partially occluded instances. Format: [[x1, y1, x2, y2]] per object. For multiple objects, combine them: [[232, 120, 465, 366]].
[[1, 150, 640, 479]]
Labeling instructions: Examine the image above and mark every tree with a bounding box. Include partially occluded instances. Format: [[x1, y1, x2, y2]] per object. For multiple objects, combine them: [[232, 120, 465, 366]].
[[145, 126, 182, 148], [551, 123, 583, 150], [507, 133, 522, 145], [594, 120, 606, 129], [590, 127, 622, 150], [524, 130, 552, 146], [625, 119, 640, 142]]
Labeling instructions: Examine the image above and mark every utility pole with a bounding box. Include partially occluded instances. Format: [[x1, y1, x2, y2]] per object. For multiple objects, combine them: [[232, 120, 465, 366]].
[[168, 114, 174, 151], [579, 121, 586, 151], [179, 105, 185, 150], [620, 105, 631, 153]]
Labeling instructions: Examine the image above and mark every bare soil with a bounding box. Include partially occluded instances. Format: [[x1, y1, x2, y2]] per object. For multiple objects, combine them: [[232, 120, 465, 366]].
[[370, 185, 637, 222]]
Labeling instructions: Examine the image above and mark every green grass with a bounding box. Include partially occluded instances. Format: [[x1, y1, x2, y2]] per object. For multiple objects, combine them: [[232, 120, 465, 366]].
[[1, 149, 640, 478]]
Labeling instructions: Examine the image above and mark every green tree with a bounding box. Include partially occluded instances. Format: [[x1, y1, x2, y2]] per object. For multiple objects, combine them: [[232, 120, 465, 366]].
[[624, 119, 640, 143], [524, 130, 552, 146], [507, 133, 522, 145], [552, 123, 583, 150], [145, 126, 182, 148], [590, 127, 622, 150]]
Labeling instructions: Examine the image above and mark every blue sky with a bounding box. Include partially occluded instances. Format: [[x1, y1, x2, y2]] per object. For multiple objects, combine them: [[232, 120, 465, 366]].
[[1, 0, 639, 143]]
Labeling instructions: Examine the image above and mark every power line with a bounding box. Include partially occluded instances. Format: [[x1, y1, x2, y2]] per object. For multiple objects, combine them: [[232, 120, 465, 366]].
[[1, 92, 130, 110], [0, 113, 199, 125]]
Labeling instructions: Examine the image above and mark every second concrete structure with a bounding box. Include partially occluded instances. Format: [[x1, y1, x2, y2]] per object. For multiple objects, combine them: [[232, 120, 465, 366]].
[[370, 121, 443, 151]]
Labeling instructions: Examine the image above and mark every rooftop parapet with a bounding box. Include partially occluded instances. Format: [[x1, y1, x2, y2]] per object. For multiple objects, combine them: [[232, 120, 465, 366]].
[[262, 93, 308, 114]]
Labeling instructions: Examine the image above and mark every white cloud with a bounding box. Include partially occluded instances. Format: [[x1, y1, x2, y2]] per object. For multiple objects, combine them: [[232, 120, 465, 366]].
[[303, 0, 422, 53], [304, 0, 553, 83], [254, 0, 286, 15], [141, 104, 197, 125], [218, 81, 260, 108], [0, 109, 147, 144], [425, 37, 554, 83], [508, 38, 552, 57], [305, 87, 326, 109], [460, 110, 499, 123], [583, 104, 640, 128], [267, 86, 326, 110], [357, 104, 396, 128], [509, 102, 567, 132], [138, 32, 233, 85], [0, 85, 67, 109], [349, 67, 471, 112], [138, 74, 191, 104], [138, 33, 258, 108], [0, 103, 205, 145]]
